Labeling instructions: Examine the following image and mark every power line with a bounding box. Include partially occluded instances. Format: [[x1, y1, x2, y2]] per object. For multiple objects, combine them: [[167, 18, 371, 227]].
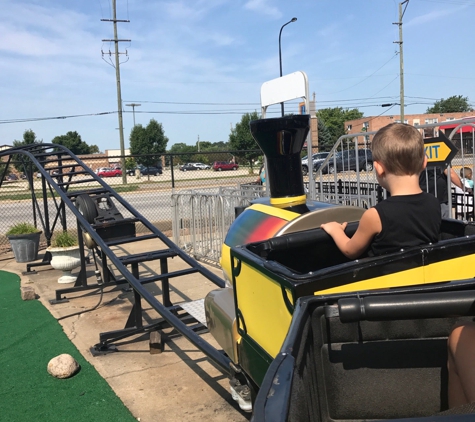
[[124, 96, 415, 106], [0, 112, 116, 124], [124, 100, 262, 106], [0, 101, 439, 125], [324, 54, 399, 94]]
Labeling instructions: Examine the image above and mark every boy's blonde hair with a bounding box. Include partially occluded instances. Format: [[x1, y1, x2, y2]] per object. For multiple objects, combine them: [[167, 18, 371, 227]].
[[460, 166, 472, 179], [371, 123, 425, 176]]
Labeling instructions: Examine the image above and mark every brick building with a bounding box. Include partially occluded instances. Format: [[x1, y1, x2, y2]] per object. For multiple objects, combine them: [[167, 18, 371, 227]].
[[345, 112, 475, 155], [345, 112, 475, 138]]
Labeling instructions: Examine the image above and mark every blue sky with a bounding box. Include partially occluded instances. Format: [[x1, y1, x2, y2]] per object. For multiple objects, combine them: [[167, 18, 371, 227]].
[[1, 0, 474, 152]]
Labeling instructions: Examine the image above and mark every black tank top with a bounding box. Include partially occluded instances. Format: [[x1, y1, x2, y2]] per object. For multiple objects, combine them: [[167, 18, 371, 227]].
[[369, 192, 441, 256]]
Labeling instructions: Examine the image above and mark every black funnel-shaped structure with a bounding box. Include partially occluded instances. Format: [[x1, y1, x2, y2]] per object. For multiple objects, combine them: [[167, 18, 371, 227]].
[[250, 115, 310, 201]]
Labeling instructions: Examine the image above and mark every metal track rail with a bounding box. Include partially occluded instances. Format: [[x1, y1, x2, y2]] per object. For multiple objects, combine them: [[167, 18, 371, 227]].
[[0, 143, 232, 376]]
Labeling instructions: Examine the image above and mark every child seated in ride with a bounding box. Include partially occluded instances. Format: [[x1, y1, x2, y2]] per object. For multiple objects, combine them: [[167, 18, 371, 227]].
[[321, 123, 441, 259], [460, 166, 474, 191]]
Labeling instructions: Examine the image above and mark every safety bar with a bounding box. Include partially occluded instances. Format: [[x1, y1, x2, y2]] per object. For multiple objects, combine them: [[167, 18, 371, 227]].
[[338, 290, 475, 323]]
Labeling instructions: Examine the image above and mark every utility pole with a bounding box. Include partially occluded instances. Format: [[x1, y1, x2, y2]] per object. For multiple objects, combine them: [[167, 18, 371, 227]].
[[125, 103, 141, 127], [197, 134, 200, 152], [102, 0, 130, 184], [393, 0, 409, 124]]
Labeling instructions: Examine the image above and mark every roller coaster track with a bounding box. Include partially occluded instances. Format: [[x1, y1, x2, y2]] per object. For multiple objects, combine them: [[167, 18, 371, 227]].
[[0, 143, 232, 375]]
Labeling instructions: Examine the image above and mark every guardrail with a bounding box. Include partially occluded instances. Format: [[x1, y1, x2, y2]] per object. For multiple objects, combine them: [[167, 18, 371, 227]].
[[313, 180, 382, 209], [172, 184, 266, 265]]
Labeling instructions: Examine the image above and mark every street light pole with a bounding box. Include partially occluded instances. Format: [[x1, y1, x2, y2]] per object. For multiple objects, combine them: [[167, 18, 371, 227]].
[[279, 17, 297, 117], [125, 103, 141, 126]]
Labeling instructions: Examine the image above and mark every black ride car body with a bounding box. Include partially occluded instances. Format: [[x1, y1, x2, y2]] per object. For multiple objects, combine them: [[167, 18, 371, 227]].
[[243, 218, 475, 421]]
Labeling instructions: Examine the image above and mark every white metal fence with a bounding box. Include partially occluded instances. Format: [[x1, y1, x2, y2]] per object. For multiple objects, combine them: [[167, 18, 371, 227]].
[[171, 185, 266, 264]]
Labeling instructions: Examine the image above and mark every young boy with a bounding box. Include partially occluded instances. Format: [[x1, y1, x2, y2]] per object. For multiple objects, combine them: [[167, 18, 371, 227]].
[[321, 123, 441, 259], [460, 166, 474, 190]]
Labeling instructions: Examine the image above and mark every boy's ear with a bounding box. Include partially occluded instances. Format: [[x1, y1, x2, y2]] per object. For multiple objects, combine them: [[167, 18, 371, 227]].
[[422, 155, 428, 170], [374, 161, 385, 176]]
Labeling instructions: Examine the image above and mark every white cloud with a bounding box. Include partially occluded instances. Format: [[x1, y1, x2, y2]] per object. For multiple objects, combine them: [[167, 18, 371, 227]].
[[244, 0, 282, 19], [406, 4, 469, 28], [162, 0, 230, 21], [0, 3, 100, 59]]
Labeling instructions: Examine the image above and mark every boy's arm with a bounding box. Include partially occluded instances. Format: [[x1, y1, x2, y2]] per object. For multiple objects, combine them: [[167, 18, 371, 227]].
[[447, 168, 464, 190], [321, 208, 381, 259]]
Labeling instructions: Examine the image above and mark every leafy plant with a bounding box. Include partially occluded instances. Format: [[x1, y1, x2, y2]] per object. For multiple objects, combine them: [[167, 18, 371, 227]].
[[51, 231, 78, 248], [426, 95, 473, 113], [6, 222, 40, 236]]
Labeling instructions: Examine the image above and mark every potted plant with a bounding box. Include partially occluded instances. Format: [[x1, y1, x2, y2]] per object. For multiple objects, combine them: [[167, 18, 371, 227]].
[[46, 231, 81, 284], [6, 222, 42, 263]]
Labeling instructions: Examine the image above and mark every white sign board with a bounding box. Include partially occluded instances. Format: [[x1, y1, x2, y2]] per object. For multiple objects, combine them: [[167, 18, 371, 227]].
[[260, 71, 309, 113]]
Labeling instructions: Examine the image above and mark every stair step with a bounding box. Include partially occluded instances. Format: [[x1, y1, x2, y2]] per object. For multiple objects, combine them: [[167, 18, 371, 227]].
[[180, 299, 207, 326], [105, 233, 157, 246], [57, 178, 97, 187], [118, 249, 178, 265], [67, 188, 109, 198]]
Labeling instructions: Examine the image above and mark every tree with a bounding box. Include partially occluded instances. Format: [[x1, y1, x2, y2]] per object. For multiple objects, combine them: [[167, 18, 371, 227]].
[[228, 111, 261, 170], [168, 143, 197, 164], [426, 95, 473, 113], [124, 157, 136, 172], [12, 129, 42, 173], [317, 119, 333, 152], [89, 145, 101, 154], [15, 129, 40, 146], [316, 107, 364, 145], [51, 131, 92, 155], [130, 119, 169, 169], [210, 141, 229, 150]]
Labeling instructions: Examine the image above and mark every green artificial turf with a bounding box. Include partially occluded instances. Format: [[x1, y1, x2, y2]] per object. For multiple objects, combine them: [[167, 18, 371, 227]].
[[0, 271, 137, 422]]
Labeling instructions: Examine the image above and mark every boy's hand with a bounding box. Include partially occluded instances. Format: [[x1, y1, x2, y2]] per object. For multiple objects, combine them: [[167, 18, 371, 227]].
[[321, 221, 348, 235]]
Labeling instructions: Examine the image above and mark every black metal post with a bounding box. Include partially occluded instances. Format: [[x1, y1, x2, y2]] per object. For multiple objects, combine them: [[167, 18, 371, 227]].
[[279, 17, 297, 117]]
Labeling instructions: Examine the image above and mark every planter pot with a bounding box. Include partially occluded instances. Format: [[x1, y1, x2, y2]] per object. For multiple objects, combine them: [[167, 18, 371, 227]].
[[7, 231, 42, 263], [46, 245, 81, 284]]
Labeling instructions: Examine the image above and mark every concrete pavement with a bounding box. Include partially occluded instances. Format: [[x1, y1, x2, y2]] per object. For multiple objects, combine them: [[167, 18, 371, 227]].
[[0, 239, 250, 422]]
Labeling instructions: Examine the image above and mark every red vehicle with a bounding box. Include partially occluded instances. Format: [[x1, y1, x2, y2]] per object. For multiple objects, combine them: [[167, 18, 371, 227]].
[[96, 167, 122, 177], [212, 161, 239, 171]]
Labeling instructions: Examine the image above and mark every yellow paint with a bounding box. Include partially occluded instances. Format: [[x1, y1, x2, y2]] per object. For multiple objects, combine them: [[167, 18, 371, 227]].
[[423, 255, 475, 281], [270, 194, 307, 208], [249, 203, 300, 220], [235, 261, 293, 358], [316, 266, 425, 295], [425, 142, 453, 163], [220, 244, 232, 281]]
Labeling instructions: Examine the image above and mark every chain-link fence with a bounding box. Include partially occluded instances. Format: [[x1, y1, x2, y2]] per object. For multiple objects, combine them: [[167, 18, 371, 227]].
[[0, 149, 263, 257]]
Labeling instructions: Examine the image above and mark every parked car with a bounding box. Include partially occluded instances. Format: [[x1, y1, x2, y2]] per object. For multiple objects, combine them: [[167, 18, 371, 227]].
[[127, 164, 162, 176], [193, 163, 211, 170], [212, 161, 239, 171], [179, 163, 202, 171], [96, 167, 122, 177], [301, 152, 329, 176], [322, 149, 373, 174], [95, 167, 110, 174]]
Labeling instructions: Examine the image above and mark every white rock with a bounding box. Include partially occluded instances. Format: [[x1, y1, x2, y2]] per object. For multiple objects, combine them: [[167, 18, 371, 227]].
[[47, 354, 80, 379], [20, 286, 36, 301]]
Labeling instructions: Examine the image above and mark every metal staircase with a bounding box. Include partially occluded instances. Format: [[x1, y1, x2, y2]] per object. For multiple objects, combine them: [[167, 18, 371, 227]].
[[0, 143, 231, 375]]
